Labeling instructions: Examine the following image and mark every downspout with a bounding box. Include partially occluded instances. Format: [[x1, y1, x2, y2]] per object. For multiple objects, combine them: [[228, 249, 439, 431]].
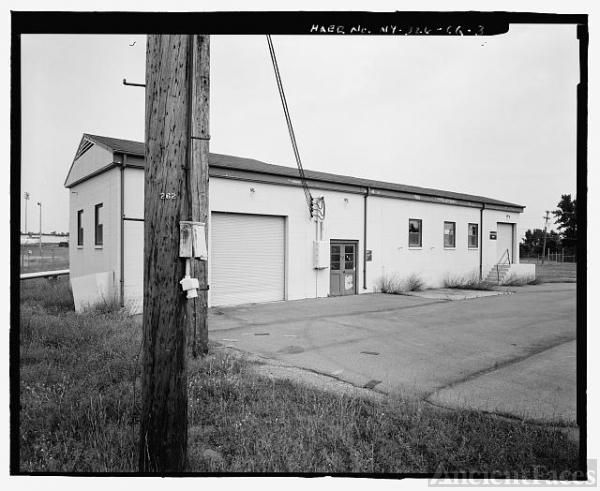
[[315, 211, 324, 298], [479, 203, 485, 280], [363, 187, 370, 290], [120, 155, 126, 308]]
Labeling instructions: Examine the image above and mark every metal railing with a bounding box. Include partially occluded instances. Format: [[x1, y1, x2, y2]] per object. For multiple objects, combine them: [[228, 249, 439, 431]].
[[20, 269, 70, 281], [496, 249, 511, 283]]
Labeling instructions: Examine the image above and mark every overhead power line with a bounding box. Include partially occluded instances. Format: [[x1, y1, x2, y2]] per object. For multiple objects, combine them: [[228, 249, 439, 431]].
[[266, 35, 313, 216]]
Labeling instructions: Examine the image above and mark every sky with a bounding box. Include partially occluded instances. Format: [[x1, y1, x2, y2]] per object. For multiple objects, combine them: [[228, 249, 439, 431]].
[[20, 24, 579, 241]]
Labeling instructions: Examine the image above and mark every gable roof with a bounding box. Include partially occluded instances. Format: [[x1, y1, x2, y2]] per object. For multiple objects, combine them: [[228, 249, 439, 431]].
[[84, 134, 145, 156], [66, 134, 524, 210]]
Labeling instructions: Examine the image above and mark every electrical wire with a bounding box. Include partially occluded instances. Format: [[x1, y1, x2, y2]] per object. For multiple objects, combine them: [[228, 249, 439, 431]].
[[266, 35, 313, 215]]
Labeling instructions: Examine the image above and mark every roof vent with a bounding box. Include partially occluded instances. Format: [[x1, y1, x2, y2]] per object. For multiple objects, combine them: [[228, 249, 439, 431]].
[[74, 139, 94, 161]]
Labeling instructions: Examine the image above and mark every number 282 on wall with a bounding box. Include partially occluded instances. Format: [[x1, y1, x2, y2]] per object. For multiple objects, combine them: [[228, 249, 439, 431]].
[[160, 192, 177, 200]]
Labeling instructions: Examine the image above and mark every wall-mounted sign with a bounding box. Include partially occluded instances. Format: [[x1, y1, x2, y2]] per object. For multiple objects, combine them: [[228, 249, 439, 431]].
[[365, 250, 373, 261], [490, 231, 497, 240]]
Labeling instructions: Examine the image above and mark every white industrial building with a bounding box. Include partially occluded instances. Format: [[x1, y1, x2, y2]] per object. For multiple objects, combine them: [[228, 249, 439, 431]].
[[64, 133, 533, 313]]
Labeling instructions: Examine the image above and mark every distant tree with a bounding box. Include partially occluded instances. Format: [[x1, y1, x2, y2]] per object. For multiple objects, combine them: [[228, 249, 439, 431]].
[[520, 228, 560, 257], [553, 194, 577, 254]]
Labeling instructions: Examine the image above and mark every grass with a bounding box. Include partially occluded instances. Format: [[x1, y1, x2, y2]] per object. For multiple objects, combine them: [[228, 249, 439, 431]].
[[20, 278, 141, 472], [19, 243, 69, 274], [187, 353, 578, 474], [19, 277, 580, 475], [375, 272, 425, 295], [520, 261, 577, 284]]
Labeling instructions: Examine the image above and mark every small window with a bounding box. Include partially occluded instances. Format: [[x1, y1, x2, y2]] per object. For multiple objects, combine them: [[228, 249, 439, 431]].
[[468, 223, 479, 248], [330, 249, 340, 270], [444, 221, 456, 248], [409, 219, 422, 247], [95, 204, 103, 246], [77, 210, 84, 246]]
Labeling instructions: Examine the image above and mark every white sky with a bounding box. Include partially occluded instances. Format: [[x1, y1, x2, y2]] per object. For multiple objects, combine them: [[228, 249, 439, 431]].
[[20, 24, 579, 240]]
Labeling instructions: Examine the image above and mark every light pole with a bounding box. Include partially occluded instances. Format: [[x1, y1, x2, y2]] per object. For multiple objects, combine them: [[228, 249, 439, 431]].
[[23, 192, 29, 234], [37, 202, 42, 267], [22, 192, 30, 269]]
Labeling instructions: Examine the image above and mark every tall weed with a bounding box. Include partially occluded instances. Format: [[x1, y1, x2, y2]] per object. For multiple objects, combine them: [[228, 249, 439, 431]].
[[20, 287, 142, 472], [375, 272, 425, 295], [443, 271, 495, 290], [501, 273, 541, 286]]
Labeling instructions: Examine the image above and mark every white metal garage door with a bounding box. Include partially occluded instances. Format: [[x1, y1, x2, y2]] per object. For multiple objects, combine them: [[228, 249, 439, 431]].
[[211, 212, 285, 307]]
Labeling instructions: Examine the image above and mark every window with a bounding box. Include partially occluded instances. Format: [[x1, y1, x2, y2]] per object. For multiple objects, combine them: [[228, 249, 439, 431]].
[[468, 223, 479, 248], [95, 204, 103, 246], [330, 244, 340, 271], [409, 219, 422, 247], [77, 210, 84, 246], [444, 221, 456, 248]]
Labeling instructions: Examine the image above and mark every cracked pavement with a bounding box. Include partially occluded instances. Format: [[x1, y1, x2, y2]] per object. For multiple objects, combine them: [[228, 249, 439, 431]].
[[209, 285, 577, 425]]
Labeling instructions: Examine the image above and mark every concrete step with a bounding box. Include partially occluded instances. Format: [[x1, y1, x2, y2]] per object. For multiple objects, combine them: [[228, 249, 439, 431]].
[[484, 264, 512, 284]]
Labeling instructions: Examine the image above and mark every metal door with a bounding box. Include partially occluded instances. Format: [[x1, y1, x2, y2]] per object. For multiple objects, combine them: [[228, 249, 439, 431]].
[[496, 222, 514, 263], [211, 212, 285, 306], [330, 242, 357, 296]]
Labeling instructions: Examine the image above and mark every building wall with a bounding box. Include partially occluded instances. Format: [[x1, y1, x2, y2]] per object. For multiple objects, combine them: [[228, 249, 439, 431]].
[[366, 196, 482, 288], [69, 166, 523, 310], [121, 166, 145, 311], [65, 144, 114, 186], [208, 178, 367, 302], [481, 208, 520, 271], [122, 162, 145, 218], [69, 166, 121, 307], [364, 197, 519, 288]]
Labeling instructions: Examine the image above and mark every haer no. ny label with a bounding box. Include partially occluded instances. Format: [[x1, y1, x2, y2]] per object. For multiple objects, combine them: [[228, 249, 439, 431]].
[[310, 24, 487, 36]]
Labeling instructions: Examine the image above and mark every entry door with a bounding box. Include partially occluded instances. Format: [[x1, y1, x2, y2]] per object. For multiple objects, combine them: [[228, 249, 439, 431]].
[[330, 242, 357, 296], [496, 222, 514, 263]]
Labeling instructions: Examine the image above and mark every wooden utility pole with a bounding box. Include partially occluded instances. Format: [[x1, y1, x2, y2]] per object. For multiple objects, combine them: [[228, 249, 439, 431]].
[[189, 35, 210, 358], [541, 210, 550, 265], [139, 34, 210, 473]]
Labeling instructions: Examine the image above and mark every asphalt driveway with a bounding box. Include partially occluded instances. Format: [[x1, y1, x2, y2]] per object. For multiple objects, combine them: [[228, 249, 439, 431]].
[[209, 284, 577, 425]]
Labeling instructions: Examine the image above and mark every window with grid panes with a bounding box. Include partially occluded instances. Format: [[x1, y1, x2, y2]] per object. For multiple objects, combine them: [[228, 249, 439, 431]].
[[409, 219, 422, 247]]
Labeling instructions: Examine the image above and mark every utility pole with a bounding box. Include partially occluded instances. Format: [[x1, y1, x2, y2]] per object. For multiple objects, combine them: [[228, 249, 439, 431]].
[[541, 210, 550, 265], [139, 34, 210, 473], [188, 35, 210, 358]]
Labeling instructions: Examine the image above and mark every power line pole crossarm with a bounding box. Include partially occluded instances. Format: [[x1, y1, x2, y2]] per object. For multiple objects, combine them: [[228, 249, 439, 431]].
[[139, 34, 210, 473]]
